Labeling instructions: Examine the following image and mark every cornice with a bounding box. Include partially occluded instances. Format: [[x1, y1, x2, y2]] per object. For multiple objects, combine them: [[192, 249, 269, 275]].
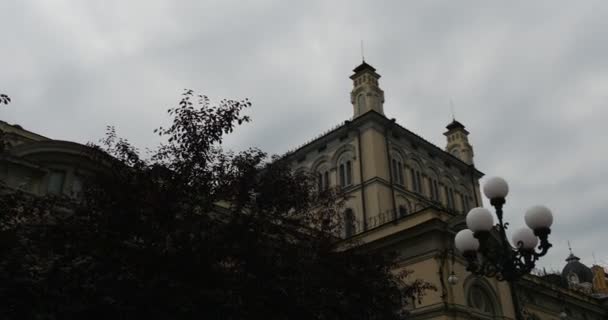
[[281, 111, 485, 178]]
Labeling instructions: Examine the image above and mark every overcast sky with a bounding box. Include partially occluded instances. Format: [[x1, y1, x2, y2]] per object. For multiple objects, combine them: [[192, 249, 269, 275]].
[[2, 0, 607, 271]]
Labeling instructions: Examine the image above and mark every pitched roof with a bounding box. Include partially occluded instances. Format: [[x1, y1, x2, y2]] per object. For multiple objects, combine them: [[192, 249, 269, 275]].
[[446, 119, 466, 131], [352, 61, 376, 73]]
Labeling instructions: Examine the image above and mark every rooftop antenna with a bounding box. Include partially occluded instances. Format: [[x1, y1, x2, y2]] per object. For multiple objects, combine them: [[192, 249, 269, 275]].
[[450, 99, 456, 121], [360, 40, 365, 62]]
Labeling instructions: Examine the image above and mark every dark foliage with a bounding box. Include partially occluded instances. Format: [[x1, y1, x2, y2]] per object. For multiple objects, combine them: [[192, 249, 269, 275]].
[[0, 94, 9, 105], [0, 90, 433, 319]]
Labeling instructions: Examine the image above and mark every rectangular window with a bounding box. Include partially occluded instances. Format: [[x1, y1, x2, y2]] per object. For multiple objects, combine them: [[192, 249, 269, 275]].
[[324, 171, 329, 191], [423, 175, 431, 197], [448, 189, 455, 209], [339, 164, 345, 187], [409, 168, 415, 191], [72, 175, 83, 198], [346, 161, 352, 185], [458, 193, 465, 212], [318, 173, 323, 191], [415, 172, 422, 193], [397, 163, 404, 185], [48, 171, 65, 194], [391, 159, 397, 183]]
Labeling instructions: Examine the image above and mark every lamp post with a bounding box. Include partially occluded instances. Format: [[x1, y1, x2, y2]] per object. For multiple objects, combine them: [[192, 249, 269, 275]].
[[454, 177, 554, 282]]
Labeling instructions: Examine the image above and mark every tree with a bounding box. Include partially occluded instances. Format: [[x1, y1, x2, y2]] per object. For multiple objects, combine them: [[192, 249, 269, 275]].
[[0, 94, 9, 105], [0, 90, 433, 319], [0, 93, 10, 152]]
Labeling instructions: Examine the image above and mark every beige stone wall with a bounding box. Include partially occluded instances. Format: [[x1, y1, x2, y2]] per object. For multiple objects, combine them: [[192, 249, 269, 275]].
[[289, 116, 483, 238]]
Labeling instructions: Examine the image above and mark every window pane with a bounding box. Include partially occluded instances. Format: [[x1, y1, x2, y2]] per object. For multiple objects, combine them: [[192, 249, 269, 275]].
[[346, 161, 352, 185], [391, 159, 399, 183], [48, 171, 65, 194], [318, 173, 323, 191], [72, 176, 83, 197], [344, 209, 355, 237], [410, 169, 416, 190]]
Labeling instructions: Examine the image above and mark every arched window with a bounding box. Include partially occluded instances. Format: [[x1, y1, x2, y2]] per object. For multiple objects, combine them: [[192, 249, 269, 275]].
[[441, 178, 456, 210], [457, 185, 473, 213], [335, 150, 355, 188], [426, 169, 440, 202], [344, 209, 355, 237], [405, 159, 423, 193], [339, 160, 353, 187], [467, 284, 497, 315], [413, 170, 422, 193], [447, 188, 455, 209], [431, 179, 440, 201], [357, 94, 366, 112], [391, 152, 404, 186], [315, 164, 330, 192], [464, 277, 501, 317]]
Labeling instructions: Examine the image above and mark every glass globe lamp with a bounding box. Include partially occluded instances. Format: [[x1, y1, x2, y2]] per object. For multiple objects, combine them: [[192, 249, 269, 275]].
[[512, 228, 539, 250], [483, 177, 509, 200], [455, 229, 479, 255], [466, 207, 494, 234], [455, 175, 554, 282], [525, 205, 553, 236]]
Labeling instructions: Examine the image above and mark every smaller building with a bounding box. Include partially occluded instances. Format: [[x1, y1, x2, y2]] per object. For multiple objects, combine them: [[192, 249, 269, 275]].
[[517, 250, 608, 319], [0, 120, 101, 197]]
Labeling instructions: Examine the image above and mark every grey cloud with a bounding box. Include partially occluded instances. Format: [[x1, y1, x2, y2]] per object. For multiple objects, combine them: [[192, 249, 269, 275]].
[[1, 0, 607, 271]]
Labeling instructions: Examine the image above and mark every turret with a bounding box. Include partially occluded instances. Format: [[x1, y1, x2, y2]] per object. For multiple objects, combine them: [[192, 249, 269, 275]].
[[443, 119, 474, 165], [350, 61, 385, 118]]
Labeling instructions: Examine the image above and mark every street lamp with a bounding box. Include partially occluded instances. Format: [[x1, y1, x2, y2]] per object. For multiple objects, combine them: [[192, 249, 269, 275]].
[[454, 177, 554, 282]]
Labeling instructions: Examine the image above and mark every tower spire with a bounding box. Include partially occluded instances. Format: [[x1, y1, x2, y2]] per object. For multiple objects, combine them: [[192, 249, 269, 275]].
[[350, 60, 384, 118], [566, 241, 580, 262], [360, 40, 365, 62], [444, 116, 475, 165]]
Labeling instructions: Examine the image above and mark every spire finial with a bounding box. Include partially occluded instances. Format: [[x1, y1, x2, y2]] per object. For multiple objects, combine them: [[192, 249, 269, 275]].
[[568, 240, 573, 254], [360, 40, 365, 62], [450, 99, 456, 121]]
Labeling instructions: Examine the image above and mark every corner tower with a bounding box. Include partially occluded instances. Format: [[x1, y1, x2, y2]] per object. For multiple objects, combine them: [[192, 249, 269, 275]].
[[444, 119, 474, 165], [350, 61, 385, 118]]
